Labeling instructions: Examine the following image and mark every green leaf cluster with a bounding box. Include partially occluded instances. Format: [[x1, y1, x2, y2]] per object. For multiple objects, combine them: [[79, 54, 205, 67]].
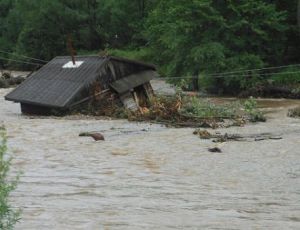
[[0, 126, 20, 230], [0, 0, 299, 92]]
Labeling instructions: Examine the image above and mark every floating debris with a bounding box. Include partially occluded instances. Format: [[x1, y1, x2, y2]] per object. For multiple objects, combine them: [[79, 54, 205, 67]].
[[288, 106, 300, 118], [123, 95, 257, 128], [0, 72, 26, 88], [79, 132, 105, 141], [194, 129, 283, 143], [193, 129, 212, 139], [208, 147, 222, 153]]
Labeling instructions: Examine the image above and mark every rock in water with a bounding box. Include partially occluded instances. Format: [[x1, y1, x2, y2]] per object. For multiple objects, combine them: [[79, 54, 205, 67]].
[[79, 132, 105, 141], [208, 147, 222, 153], [90, 133, 105, 141]]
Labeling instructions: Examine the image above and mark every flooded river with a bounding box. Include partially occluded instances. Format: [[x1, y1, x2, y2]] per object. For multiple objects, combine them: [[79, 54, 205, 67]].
[[1, 88, 300, 229]]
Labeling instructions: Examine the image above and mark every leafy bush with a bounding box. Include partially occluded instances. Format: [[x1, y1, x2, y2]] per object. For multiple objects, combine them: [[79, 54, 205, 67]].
[[108, 48, 153, 62], [271, 67, 300, 86], [0, 126, 20, 230], [243, 97, 266, 122], [219, 54, 265, 94], [180, 97, 241, 119], [197, 74, 218, 94]]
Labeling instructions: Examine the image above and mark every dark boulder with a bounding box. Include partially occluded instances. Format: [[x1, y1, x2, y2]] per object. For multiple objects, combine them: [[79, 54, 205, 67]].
[[208, 147, 222, 153], [79, 132, 105, 141]]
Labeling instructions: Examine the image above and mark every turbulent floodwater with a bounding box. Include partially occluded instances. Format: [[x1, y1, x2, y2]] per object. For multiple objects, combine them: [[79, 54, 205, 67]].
[[1, 88, 300, 230]]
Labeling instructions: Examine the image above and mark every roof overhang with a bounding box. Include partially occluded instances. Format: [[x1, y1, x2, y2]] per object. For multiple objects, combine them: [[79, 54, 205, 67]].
[[109, 70, 159, 94]]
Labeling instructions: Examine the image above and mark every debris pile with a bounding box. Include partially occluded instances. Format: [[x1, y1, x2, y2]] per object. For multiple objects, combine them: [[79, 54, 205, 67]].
[[288, 106, 300, 118], [193, 129, 282, 142], [0, 72, 26, 88], [118, 95, 266, 128]]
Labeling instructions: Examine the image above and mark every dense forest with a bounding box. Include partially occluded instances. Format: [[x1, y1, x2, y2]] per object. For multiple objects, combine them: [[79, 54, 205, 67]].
[[0, 0, 300, 94]]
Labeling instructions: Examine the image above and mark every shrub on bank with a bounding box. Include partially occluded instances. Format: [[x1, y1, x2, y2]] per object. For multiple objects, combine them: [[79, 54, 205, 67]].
[[0, 126, 20, 230]]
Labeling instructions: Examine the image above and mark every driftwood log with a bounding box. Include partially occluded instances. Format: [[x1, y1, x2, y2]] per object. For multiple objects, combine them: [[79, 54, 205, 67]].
[[193, 129, 283, 142]]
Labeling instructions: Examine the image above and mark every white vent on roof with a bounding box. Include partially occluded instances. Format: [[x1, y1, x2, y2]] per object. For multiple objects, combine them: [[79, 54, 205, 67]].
[[63, 61, 84, 68]]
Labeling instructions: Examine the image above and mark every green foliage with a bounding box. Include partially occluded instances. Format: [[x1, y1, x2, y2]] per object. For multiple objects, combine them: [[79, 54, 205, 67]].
[[108, 48, 152, 62], [145, 0, 291, 93], [180, 97, 241, 119], [243, 97, 266, 122], [0, 126, 20, 229], [97, 0, 156, 47], [271, 67, 300, 86], [146, 0, 224, 77], [221, 54, 265, 93], [0, 0, 299, 94]]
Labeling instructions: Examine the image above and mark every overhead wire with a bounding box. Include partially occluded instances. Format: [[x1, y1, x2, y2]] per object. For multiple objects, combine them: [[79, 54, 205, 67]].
[[156, 63, 300, 80], [157, 70, 300, 80], [0, 50, 47, 63], [203, 63, 300, 77], [0, 56, 43, 66], [154, 63, 300, 80]]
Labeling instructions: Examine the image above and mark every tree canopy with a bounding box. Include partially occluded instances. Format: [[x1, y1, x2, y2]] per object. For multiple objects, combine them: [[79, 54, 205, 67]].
[[0, 0, 299, 92]]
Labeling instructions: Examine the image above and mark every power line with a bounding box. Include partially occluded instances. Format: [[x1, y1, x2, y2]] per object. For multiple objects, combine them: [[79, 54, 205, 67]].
[[0, 56, 43, 66], [0, 50, 47, 63], [205, 64, 300, 77], [215, 70, 300, 78], [156, 63, 300, 80], [157, 70, 300, 80]]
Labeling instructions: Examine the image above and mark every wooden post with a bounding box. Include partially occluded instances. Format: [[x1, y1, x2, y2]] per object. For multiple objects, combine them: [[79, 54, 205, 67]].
[[67, 34, 76, 65]]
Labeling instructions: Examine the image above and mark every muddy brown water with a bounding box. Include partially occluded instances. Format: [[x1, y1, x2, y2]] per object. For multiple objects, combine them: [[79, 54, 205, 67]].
[[1, 88, 300, 230]]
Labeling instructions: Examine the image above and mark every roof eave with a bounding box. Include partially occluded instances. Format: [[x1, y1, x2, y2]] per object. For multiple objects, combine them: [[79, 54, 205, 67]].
[[108, 56, 157, 70], [4, 97, 67, 109]]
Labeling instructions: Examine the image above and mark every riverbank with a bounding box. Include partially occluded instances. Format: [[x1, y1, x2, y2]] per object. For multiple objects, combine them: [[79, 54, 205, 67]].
[[1, 88, 300, 229]]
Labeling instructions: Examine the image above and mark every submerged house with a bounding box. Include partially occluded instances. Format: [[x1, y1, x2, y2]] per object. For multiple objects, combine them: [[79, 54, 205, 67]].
[[5, 55, 159, 115]]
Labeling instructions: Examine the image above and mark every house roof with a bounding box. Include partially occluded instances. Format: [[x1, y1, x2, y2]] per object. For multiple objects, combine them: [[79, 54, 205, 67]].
[[5, 55, 156, 108]]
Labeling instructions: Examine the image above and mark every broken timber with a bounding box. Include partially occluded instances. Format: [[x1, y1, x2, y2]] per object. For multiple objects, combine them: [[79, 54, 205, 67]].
[[193, 130, 283, 142]]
